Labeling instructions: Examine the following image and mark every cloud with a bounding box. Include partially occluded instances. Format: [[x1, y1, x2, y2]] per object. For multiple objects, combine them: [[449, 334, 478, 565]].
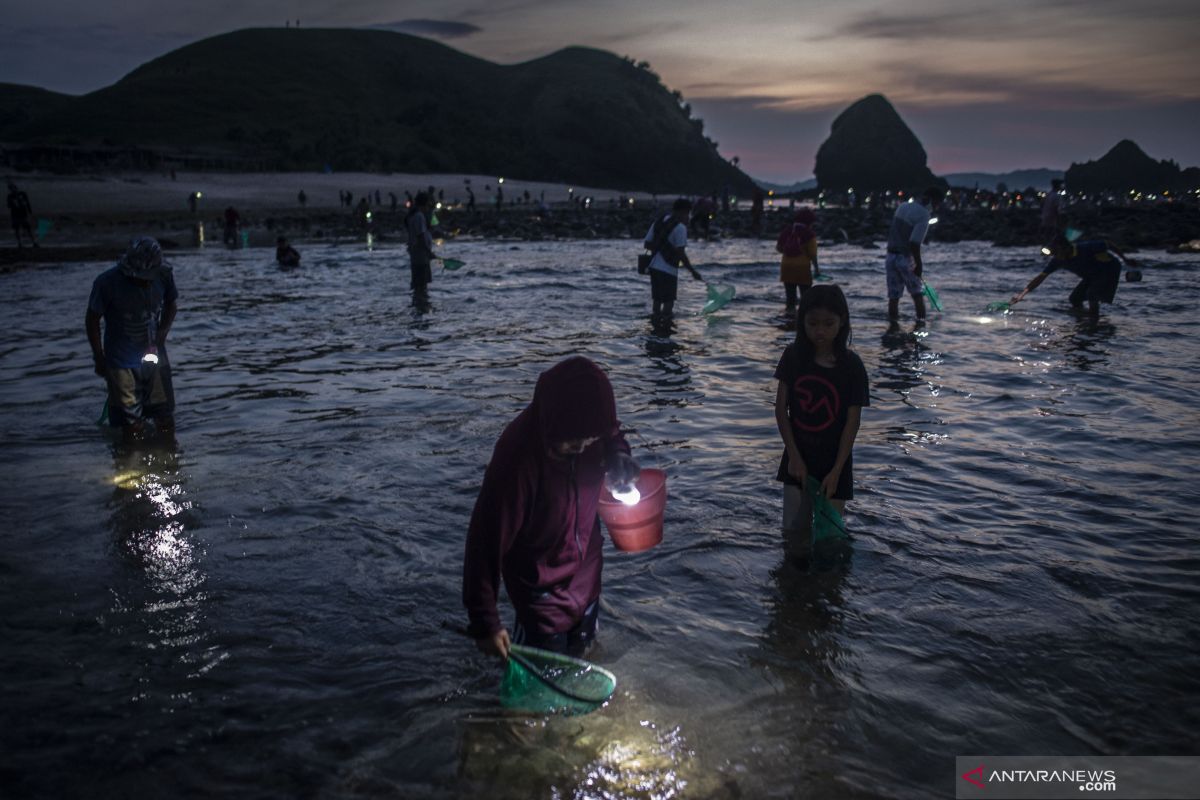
[[372, 19, 481, 39]]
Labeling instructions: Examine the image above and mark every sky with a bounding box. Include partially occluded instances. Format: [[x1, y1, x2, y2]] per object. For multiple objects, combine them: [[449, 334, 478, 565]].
[[3, 0, 1199, 183]]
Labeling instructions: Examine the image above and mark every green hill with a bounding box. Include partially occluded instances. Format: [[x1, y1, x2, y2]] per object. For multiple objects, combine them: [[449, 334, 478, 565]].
[[0, 28, 753, 194]]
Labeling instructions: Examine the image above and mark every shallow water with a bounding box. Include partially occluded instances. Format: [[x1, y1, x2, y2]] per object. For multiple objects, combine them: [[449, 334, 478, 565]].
[[2, 235, 1198, 798]]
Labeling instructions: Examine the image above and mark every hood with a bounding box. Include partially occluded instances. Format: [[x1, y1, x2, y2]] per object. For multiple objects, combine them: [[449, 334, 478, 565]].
[[531, 356, 618, 446]]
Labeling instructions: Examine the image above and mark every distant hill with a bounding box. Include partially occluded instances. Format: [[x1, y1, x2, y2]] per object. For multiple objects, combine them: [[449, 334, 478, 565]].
[[1065, 139, 1199, 193], [0, 28, 754, 194], [941, 168, 1062, 191], [757, 177, 817, 194], [814, 94, 943, 192]]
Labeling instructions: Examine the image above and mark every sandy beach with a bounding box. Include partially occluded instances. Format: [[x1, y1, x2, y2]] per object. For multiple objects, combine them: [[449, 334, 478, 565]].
[[7, 170, 648, 215]]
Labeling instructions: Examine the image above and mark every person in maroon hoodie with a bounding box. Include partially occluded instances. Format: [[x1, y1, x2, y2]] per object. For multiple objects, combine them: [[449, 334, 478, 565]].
[[463, 356, 640, 659]]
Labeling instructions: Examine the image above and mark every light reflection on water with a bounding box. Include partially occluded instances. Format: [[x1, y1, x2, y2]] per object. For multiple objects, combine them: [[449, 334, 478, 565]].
[[0, 237, 1198, 797]]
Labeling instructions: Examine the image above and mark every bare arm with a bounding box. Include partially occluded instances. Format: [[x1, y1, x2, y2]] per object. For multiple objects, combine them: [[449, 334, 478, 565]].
[[85, 310, 104, 376], [774, 381, 806, 483], [819, 406, 862, 498], [157, 300, 177, 347], [1012, 272, 1049, 304], [908, 241, 923, 276]]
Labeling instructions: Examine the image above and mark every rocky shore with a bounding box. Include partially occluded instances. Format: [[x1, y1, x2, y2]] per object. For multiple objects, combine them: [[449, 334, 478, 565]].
[[3, 185, 1198, 270]]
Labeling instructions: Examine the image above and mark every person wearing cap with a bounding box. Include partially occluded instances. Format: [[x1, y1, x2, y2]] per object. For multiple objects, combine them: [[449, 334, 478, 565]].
[[1010, 234, 1139, 318], [463, 356, 640, 659], [85, 236, 179, 438], [7, 182, 36, 248], [884, 186, 942, 321]]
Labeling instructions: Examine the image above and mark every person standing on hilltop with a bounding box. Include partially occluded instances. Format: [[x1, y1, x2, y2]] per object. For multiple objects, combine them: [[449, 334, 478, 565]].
[[884, 187, 941, 322], [7, 182, 37, 248]]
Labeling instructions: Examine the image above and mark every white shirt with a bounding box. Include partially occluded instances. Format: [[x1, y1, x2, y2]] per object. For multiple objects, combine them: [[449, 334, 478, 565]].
[[643, 217, 688, 277], [886, 201, 931, 252]]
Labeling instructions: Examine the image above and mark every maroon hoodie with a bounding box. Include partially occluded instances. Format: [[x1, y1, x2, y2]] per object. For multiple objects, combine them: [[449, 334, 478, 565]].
[[463, 356, 630, 638]]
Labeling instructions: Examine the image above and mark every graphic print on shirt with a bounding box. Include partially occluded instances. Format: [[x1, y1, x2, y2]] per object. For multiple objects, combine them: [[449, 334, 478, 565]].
[[791, 374, 840, 433]]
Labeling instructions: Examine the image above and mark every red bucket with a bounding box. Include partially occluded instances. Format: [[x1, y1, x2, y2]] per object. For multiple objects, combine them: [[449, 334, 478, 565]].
[[597, 468, 667, 552]]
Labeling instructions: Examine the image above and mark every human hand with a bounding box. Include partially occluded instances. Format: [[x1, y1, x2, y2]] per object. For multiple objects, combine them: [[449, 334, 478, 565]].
[[476, 628, 511, 659], [605, 451, 641, 494], [1010, 289, 1027, 305], [819, 470, 840, 499]]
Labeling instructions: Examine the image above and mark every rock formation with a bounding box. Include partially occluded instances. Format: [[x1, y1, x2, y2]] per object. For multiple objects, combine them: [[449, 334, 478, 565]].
[[813, 94, 943, 192]]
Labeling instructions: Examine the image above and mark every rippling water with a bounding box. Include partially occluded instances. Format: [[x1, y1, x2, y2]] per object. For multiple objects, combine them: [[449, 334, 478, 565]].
[[2, 236, 1198, 798]]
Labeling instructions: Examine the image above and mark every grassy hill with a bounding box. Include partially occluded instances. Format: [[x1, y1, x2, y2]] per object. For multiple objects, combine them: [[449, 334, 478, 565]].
[[0, 28, 754, 194]]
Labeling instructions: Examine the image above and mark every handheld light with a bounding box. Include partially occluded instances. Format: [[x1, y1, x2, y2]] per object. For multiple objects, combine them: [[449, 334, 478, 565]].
[[611, 485, 641, 506]]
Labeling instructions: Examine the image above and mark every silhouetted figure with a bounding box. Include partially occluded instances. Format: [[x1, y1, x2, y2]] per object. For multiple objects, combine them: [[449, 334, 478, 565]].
[[642, 198, 704, 319], [222, 206, 241, 247], [751, 187, 765, 235], [86, 237, 178, 440], [406, 192, 436, 293], [276, 236, 301, 267], [7, 182, 36, 248], [389, 192, 398, 212], [298, 190, 307, 208]]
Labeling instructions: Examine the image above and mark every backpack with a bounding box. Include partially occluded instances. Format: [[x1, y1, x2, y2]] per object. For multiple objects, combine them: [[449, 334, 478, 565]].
[[638, 214, 679, 273]]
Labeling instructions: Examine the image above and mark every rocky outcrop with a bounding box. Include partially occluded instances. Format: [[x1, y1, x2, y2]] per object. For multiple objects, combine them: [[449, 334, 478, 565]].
[[813, 94, 943, 192], [1065, 140, 1197, 193]]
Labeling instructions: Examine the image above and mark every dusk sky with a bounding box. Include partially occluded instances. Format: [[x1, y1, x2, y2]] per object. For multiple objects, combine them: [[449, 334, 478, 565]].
[[3, 0, 1198, 183]]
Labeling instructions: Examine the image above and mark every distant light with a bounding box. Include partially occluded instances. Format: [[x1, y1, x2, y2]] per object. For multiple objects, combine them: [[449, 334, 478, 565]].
[[365, 211, 372, 221], [435, 202, 443, 210], [196, 192, 203, 199], [498, 177, 505, 184], [929, 216, 939, 224]]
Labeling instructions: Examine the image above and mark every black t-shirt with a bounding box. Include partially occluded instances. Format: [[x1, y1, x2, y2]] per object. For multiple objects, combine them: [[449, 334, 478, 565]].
[[774, 344, 870, 484]]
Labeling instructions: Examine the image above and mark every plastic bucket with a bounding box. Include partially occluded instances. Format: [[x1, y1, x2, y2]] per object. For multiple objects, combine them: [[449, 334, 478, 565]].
[[597, 468, 667, 552]]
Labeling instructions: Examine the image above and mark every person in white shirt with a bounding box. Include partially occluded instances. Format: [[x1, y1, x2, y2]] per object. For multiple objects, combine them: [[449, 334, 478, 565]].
[[884, 187, 941, 321], [642, 198, 704, 319]]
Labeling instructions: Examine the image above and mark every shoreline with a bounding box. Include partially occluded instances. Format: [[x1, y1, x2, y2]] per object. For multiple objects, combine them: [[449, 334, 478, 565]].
[[3, 171, 1198, 267]]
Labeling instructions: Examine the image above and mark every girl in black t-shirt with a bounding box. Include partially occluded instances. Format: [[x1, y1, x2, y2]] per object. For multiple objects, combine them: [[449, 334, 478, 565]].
[[773, 285, 869, 558]]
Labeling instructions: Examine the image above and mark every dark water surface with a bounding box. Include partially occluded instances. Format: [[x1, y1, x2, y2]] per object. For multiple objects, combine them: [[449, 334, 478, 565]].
[[2, 237, 1198, 798]]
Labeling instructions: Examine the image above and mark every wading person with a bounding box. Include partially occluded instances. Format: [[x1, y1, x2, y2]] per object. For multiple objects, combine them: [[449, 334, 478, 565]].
[[774, 285, 868, 566], [775, 207, 820, 309], [1010, 234, 1138, 318], [405, 192, 435, 295], [642, 198, 703, 319], [7, 181, 36, 248], [884, 187, 941, 321], [85, 237, 178, 440], [463, 356, 640, 659]]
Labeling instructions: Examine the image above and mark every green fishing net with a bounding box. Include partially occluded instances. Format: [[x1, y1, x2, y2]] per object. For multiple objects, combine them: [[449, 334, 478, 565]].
[[500, 644, 617, 715], [700, 283, 735, 314], [922, 282, 943, 312], [441, 258, 465, 271], [806, 476, 847, 543]]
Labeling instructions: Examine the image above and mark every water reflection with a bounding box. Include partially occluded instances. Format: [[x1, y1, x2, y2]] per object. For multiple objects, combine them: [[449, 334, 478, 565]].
[[1035, 317, 1117, 372], [457, 704, 713, 799], [106, 440, 216, 678]]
